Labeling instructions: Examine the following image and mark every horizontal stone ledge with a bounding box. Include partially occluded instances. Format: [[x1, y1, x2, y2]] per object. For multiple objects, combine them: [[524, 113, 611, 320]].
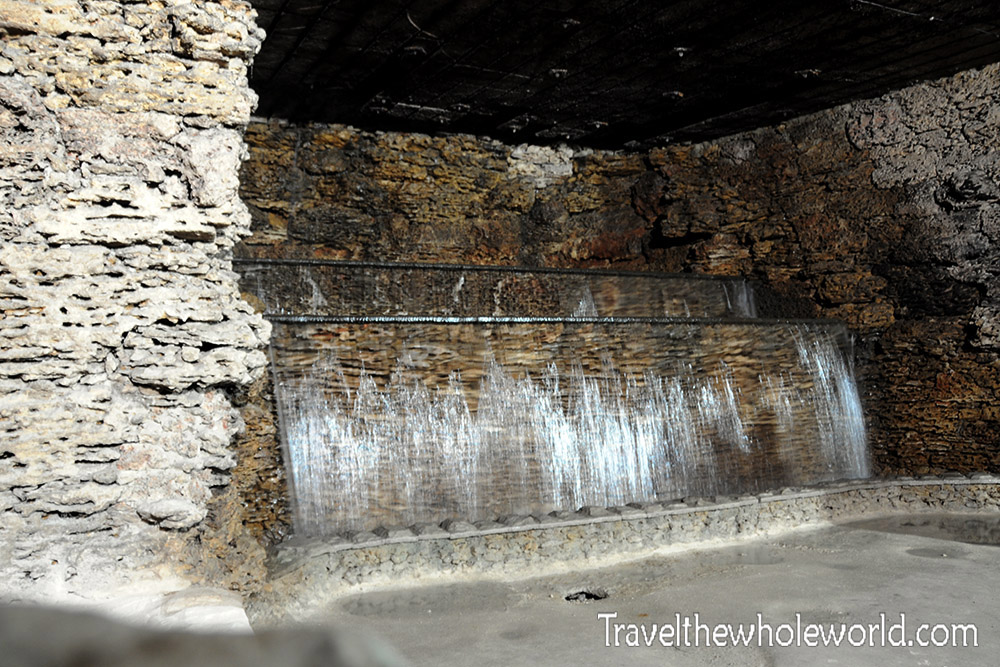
[[271, 473, 1000, 561], [252, 476, 1000, 625]]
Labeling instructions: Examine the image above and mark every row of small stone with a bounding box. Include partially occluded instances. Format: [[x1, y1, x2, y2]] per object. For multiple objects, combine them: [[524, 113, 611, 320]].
[[278, 472, 1000, 555]]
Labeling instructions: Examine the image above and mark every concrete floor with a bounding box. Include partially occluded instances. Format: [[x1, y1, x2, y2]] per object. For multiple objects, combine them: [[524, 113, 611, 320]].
[[318, 513, 1000, 666]]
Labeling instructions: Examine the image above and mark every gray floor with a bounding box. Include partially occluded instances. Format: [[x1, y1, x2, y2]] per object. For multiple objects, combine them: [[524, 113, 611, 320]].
[[320, 513, 1000, 666]]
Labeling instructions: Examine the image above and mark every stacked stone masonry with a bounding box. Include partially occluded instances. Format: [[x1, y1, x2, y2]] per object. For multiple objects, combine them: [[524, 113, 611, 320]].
[[239, 63, 1000, 502], [0, 1, 270, 600]]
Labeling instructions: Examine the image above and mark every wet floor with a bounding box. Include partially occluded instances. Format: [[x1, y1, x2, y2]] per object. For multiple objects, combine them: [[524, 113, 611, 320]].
[[845, 512, 1000, 548], [319, 513, 1000, 666]]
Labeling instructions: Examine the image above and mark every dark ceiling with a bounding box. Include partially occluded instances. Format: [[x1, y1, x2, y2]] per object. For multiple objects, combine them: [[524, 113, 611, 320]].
[[249, 0, 1000, 149]]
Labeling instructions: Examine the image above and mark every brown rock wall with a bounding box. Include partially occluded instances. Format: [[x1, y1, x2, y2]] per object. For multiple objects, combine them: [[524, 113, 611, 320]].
[[642, 66, 1000, 476], [230, 375, 291, 546], [239, 121, 651, 268]]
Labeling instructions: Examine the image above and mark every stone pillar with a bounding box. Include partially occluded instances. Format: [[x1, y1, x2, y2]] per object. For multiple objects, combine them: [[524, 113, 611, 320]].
[[0, 1, 269, 604]]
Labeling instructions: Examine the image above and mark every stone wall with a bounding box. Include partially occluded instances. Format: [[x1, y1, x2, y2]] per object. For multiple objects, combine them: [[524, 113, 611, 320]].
[[643, 65, 1000, 476], [239, 122, 651, 267], [0, 1, 270, 602], [238, 63, 1000, 483]]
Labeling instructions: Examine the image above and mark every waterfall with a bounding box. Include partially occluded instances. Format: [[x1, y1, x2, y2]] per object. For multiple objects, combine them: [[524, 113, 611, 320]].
[[238, 259, 869, 536]]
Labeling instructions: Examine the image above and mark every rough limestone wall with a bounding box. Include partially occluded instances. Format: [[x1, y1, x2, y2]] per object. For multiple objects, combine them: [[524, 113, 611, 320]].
[[0, 1, 270, 601]]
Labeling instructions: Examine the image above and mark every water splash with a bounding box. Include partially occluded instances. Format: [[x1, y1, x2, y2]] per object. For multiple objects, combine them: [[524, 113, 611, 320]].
[[724, 280, 758, 318], [571, 285, 599, 317]]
